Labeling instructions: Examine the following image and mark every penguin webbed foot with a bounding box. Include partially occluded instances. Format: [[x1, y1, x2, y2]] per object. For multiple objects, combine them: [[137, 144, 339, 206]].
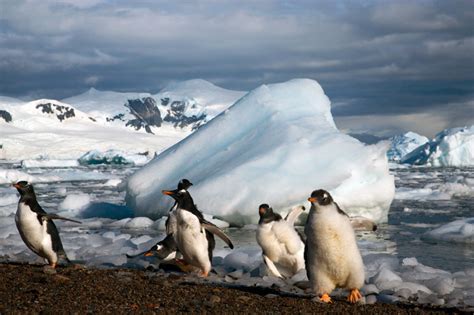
[[174, 258, 195, 273], [318, 293, 332, 303], [347, 288, 362, 303]]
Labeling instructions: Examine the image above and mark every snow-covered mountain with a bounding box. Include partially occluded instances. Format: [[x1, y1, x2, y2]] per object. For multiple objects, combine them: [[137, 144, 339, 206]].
[[401, 126, 474, 167], [126, 79, 394, 225], [387, 131, 429, 162], [62, 79, 246, 132], [0, 80, 245, 160]]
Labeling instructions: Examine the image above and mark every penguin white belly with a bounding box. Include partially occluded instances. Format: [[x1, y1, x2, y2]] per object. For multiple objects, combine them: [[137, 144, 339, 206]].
[[15, 202, 57, 262], [175, 209, 211, 273], [306, 208, 364, 293], [257, 221, 305, 276]]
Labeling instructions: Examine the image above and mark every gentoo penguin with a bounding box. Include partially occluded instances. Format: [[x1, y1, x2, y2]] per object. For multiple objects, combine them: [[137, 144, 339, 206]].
[[126, 179, 193, 260], [256, 204, 305, 278], [304, 189, 365, 303], [162, 186, 234, 276], [13, 181, 81, 268]]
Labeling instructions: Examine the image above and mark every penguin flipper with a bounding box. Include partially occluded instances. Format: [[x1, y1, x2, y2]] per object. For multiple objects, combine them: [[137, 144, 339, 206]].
[[263, 254, 284, 279], [201, 222, 234, 249], [40, 213, 82, 224], [284, 205, 306, 226]]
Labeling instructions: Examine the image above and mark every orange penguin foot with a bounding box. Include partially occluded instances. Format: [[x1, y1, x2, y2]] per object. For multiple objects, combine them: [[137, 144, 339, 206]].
[[143, 251, 154, 257], [347, 288, 362, 303], [199, 270, 209, 277], [319, 293, 332, 303], [174, 259, 194, 273]]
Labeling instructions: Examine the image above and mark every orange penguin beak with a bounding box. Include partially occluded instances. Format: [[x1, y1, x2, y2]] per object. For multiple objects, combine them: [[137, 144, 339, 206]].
[[308, 197, 317, 203], [259, 207, 266, 215], [12, 183, 20, 189], [144, 251, 154, 257], [162, 190, 174, 196]]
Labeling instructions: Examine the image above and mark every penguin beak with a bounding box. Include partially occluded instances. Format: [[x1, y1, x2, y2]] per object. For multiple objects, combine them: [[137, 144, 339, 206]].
[[12, 183, 20, 189], [259, 207, 266, 215], [162, 190, 174, 196], [144, 251, 154, 257], [308, 197, 317, 203]]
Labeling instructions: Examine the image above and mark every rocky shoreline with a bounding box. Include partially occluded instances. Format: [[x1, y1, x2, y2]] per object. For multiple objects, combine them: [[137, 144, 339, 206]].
[[0, 263, 468, 314]]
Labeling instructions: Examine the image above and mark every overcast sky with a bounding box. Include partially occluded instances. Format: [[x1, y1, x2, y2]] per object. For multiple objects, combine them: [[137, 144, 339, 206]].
[[1, 0, 473, 137]]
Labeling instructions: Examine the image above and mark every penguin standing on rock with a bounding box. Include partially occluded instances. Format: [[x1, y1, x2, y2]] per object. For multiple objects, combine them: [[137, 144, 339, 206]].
[[256, 204, 305, 278], [162, 185, 234, 277], [13, 181, 81, 268], [126, 179, 193, 260], [304, 189, 365, 303]]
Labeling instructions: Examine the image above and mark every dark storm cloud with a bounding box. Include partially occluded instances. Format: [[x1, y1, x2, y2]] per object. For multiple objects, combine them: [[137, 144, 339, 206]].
[[0, 0, 473, 136]]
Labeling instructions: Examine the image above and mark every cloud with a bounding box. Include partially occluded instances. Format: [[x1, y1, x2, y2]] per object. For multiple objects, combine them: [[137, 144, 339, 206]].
[[0, 0, 472, 136]]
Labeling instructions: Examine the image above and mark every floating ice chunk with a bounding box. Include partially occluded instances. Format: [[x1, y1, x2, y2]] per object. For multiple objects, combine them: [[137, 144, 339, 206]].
[[108, 218, 132, 227], [423, 277, 455, 295], [21, 159, 79, 168], [58, 193, 91, 213], [55, 187, 67, 196], [372, 268, 402, 291], [124, 217, 154, 229], [361, 284, 379, 295], [104, 179, 123, 187], [223, 249, 261, 272], [0, 169, 39, 184], [402, 257, 419, 267], [363, 253, 399, 279], [102, 231, 116, 239], [78, 150, 149, 166], [151, 217, 167, 230], [0, 193, 17, 209], [422, 218, 474, 244], [130, 235, 153, 245]]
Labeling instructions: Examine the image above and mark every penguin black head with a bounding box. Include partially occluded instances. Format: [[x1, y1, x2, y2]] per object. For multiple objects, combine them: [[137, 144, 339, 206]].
[[258, 204, 282, 224], [162, 188, 195, 212], [177, 179, 193, 191], [13, 181, 35, 197], [308, 189, 333, 206]]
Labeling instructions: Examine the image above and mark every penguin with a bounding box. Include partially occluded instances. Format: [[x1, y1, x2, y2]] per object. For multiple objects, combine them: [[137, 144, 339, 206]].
[[256, 204, 306, 278], [13, 181, 81, 268], [126, 179, 193, 260], [161, 186, 234, 277], [304, 189, 365, 303]]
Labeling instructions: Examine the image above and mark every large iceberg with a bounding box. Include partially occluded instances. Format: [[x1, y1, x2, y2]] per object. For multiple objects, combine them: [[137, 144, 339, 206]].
[[126, 79, 394, 225], [401, 126, 474, 167], [387, 132, 429, 162]]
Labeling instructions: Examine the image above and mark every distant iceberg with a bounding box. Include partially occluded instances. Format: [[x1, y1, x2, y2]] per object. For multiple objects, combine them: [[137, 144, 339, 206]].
[[126, 79, 394, 225], [387, 132, 429, 162], [78, 150, 150, 166], [401, 126, 474, 167]]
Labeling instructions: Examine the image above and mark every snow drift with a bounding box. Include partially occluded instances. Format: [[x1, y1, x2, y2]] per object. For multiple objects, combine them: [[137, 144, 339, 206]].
[[401, 126, 474, 167], [126, 79, 394, 225]]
